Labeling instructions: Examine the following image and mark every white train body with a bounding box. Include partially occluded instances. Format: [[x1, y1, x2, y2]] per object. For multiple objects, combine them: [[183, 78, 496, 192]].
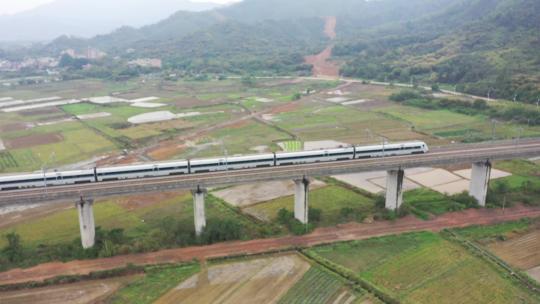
[[0, 141, 428, 191], [0, 169, 95, 190], [190, 153, 275, 173], [96, 161, 189, 182], [275, 147, 355, 166]]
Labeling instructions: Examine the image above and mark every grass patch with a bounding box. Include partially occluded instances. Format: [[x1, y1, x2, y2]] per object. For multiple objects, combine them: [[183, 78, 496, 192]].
[[403, 189, 470, 219], [451, 218, 533, 244], [244, 185, 374, 226], [109, 263, 199, 304], [0, 201, 143, 247], [280, 140, 303, 152]]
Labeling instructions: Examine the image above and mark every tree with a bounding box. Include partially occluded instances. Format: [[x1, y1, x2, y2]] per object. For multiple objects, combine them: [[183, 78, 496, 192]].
[[309, 208, 322, 222], [3, 232, 23, 262], [241, 75, 256, 87]]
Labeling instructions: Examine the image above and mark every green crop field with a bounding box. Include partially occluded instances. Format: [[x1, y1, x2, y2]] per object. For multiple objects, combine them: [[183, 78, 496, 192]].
[[451, 218, 534, 244], [183, 119, 292, 159], [403, 189, 469, 219], [272, 103, 437, 144], [0, 192, 262, 248], [109, 264, 200, 304], [243, 185, 374, 226], [280, 140, 303, 152], [309, 231, 540, 303], [376, 105, 540, 141], [278, 266, 361, 304]]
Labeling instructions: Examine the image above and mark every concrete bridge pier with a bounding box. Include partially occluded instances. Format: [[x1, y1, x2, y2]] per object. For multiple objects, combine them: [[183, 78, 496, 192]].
[[192, 186, 207, 236], [469, 160, 492, 207], [294, 178, 310, 224], [76, 197, 95, 249], [385, 169, 404, 211]]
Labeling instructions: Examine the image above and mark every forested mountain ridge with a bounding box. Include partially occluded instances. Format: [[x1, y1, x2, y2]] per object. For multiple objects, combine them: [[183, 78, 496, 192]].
[[336, 0, 540, 102], [38, 0, 458, 75], [6, 0, 538, 101]]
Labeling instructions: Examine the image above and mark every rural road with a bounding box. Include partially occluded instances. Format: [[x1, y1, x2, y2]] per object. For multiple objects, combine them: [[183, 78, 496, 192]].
[[1, 204, 539, 286]]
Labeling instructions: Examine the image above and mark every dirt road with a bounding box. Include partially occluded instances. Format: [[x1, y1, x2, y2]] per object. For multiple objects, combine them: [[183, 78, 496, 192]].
[[1, 205, 539, 286]]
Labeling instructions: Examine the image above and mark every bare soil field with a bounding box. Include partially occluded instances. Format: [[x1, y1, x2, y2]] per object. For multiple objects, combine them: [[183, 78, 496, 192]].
[[0, 202, 73, 229], [269, 102, 302, 114], [18, 107, 64, 117], [527, 266, 540, 282], [4, 133, 64, 149], [0, 123, 32, 132], [171, 97, 224, 108], [487, 229, 540, 269], [0, 275, 139, 304], [1, 205, 539, 286], [154, 254, 310, 304], [115, 191, 186, 211]]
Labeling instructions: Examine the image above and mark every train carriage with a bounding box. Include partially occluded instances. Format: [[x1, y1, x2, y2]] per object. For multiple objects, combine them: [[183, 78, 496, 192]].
[[189, 153, 275, 173], [0, 141, 429, 191], [275, 147, 355, 166]]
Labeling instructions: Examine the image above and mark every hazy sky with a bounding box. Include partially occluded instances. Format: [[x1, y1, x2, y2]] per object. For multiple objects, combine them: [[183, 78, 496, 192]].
[[0, 0, 239, 15]]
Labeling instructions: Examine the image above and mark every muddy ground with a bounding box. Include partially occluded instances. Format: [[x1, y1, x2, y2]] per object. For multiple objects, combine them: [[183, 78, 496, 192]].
[[1, 204, 538, 286], [154, 254, 309, 304], [0, 276, 139, 304]]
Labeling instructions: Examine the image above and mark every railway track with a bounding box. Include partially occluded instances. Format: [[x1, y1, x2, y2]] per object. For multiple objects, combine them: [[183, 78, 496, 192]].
[[2, 139, 540, 204]]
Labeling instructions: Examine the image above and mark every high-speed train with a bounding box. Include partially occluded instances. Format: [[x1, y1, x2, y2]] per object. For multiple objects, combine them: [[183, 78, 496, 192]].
[[0, 141, 428, 191]]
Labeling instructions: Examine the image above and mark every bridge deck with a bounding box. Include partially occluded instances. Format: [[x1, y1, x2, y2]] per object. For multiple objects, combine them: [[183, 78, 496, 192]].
[[2, 139, 540, 205]]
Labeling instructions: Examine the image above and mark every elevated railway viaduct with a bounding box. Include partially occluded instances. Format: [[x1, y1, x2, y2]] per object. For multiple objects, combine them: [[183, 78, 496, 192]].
[[2, 139, 540, 248]]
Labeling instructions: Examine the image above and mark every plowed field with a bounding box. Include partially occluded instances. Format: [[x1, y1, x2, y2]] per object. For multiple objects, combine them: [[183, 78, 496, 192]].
[[154, 254, 310, 304]]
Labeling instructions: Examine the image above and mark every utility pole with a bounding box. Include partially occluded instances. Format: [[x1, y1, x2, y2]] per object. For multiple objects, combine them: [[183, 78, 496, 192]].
[[491, 119, 497, 142], [380, 136, 388, 157], [365, 128, 373, 141]]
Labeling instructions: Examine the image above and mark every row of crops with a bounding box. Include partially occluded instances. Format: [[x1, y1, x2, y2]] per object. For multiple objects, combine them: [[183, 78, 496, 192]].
[[278, 267, 357, 304]]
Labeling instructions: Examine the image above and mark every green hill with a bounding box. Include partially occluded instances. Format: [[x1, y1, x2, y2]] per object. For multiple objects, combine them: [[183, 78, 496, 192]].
[[336, 0, 540, 102], [18, 0, 540, 101]]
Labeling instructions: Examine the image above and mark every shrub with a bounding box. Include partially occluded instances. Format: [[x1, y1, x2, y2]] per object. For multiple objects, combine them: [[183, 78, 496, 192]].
[[2, 232, 23, 263], [310, 208, 322, 223], [389, 90, 422, 102]]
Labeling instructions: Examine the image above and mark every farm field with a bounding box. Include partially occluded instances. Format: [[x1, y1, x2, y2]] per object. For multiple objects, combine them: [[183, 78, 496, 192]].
[[0, 191, 262, 248], [243, 185, 374, 225], [375, 105, 540, 141], [0, 275, 140, 304], [2, 77, 539, 175], [453, 218, 540, 282], [109, 264, 200, 304], [309, 231, 540, 303], [154, 254, 310, 304], [277, 266, 361, 304], [0, 77, 337, 173]]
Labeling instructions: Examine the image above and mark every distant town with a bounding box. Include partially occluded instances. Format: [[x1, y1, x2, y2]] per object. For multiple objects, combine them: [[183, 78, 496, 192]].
[[0, 47, 162, 86]]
